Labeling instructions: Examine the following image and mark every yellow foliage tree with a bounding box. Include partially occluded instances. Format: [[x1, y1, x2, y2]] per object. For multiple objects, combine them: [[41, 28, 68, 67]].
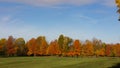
[[116, 0, 120, 8]]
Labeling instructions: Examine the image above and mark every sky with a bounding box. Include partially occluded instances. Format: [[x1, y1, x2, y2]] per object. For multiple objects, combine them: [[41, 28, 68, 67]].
[[0, 0, 120, 43]]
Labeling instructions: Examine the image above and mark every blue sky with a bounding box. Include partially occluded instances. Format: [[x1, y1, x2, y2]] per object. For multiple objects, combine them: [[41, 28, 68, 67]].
[[0, 0, 120, 43]]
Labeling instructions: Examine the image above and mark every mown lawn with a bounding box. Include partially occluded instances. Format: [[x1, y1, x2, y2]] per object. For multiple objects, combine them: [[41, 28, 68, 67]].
[[0, 57, 120, 68]]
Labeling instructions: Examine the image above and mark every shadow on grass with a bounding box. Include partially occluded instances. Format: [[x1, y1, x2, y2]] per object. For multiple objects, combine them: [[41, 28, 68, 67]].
[[108, 63, 120, 68]]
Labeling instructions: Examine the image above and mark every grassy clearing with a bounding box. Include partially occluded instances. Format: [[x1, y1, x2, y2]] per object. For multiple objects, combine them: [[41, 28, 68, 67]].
[[0, 57, 120, 68]]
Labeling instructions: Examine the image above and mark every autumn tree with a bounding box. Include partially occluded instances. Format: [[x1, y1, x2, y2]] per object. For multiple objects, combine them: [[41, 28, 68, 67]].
[[81, 44, 85, 57], [14, 38, 27, 56], [1, 35, 120, 57], [58, 34, 64, 54], [92, 38, 103, 52], [67, 45, 74, 57], [27, 36, 48, 56], [82, 40, 94, 56], [0, 38, 7, 56], [47, 40, 61, 56], [58, 35, 72, 56], [73, 40, 81, 57], [27, 38, 37, 56], [36, 36, 48, 56], [116, 44, 120, 57], [96, 48, 105, 57], [63, 37, 72, 53], [112, 43, 120, 57], [92, 38, 106, 56], [105, 44, 112, 57], [6, 36, 16, 56]]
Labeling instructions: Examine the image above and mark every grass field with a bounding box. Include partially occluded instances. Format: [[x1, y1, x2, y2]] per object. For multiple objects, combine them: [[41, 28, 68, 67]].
[[0, 57, 120, 68]]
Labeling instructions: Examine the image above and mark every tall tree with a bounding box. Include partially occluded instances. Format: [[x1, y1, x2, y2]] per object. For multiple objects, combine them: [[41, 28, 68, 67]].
[[84, 40, 94, 56], [105, 44, 112, 57], [6, 36, 16, 56], [37, 36, 48, 56], [58, 34, 64, 53], [0, 38, 7, 56], [27, 38, 37, 56], [58, 35, 72, 56], [73, 40, 81, 57], [47, 40, 61, 56], [97, 48, 105, 57], [92, 38, 103, 52], [14, 38, 27, 56], [116, 44, 120, 57], [63, 37, 72, 53], [112, 43, 120, 57]]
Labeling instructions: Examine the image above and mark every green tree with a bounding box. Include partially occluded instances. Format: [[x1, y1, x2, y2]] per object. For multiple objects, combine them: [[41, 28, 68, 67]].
[[58, 35, 72, 56], [0, 38, 7, 56], [58, 34, 64, 52], [63, 36, 72, 53], [14, 38, 27, 56]]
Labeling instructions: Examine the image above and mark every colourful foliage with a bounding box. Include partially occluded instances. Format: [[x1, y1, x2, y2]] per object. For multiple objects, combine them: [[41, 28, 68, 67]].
[[0, 35, 120, 57]]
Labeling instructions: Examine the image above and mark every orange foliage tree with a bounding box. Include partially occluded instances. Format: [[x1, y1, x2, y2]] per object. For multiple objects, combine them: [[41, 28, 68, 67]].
[[112, 43, 120, 57], [73, 40, 81, 57], [96, 48, 105, 57], [1, 35, 120, 57], [105, 44, 112, 57], [6, 36, 16, 56], [27, 38, 37, 56], [47, 40, 61, 56]]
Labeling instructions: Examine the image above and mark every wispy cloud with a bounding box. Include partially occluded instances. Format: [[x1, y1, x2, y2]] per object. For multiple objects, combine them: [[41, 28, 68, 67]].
[[0, 0, 97, 7], [0, 16, 46, 41], [71, 13, 98, 24], [0, 0, 116, 8], [79, 15, 98, 24], [0, 16, 24, 25]]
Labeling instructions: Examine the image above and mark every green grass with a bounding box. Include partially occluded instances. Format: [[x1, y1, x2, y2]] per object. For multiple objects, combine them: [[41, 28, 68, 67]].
[[0, 57, 120, 68]]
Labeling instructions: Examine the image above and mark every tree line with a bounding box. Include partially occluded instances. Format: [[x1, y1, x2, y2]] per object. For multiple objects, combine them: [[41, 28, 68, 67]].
[[0, 35, 120, 57]]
